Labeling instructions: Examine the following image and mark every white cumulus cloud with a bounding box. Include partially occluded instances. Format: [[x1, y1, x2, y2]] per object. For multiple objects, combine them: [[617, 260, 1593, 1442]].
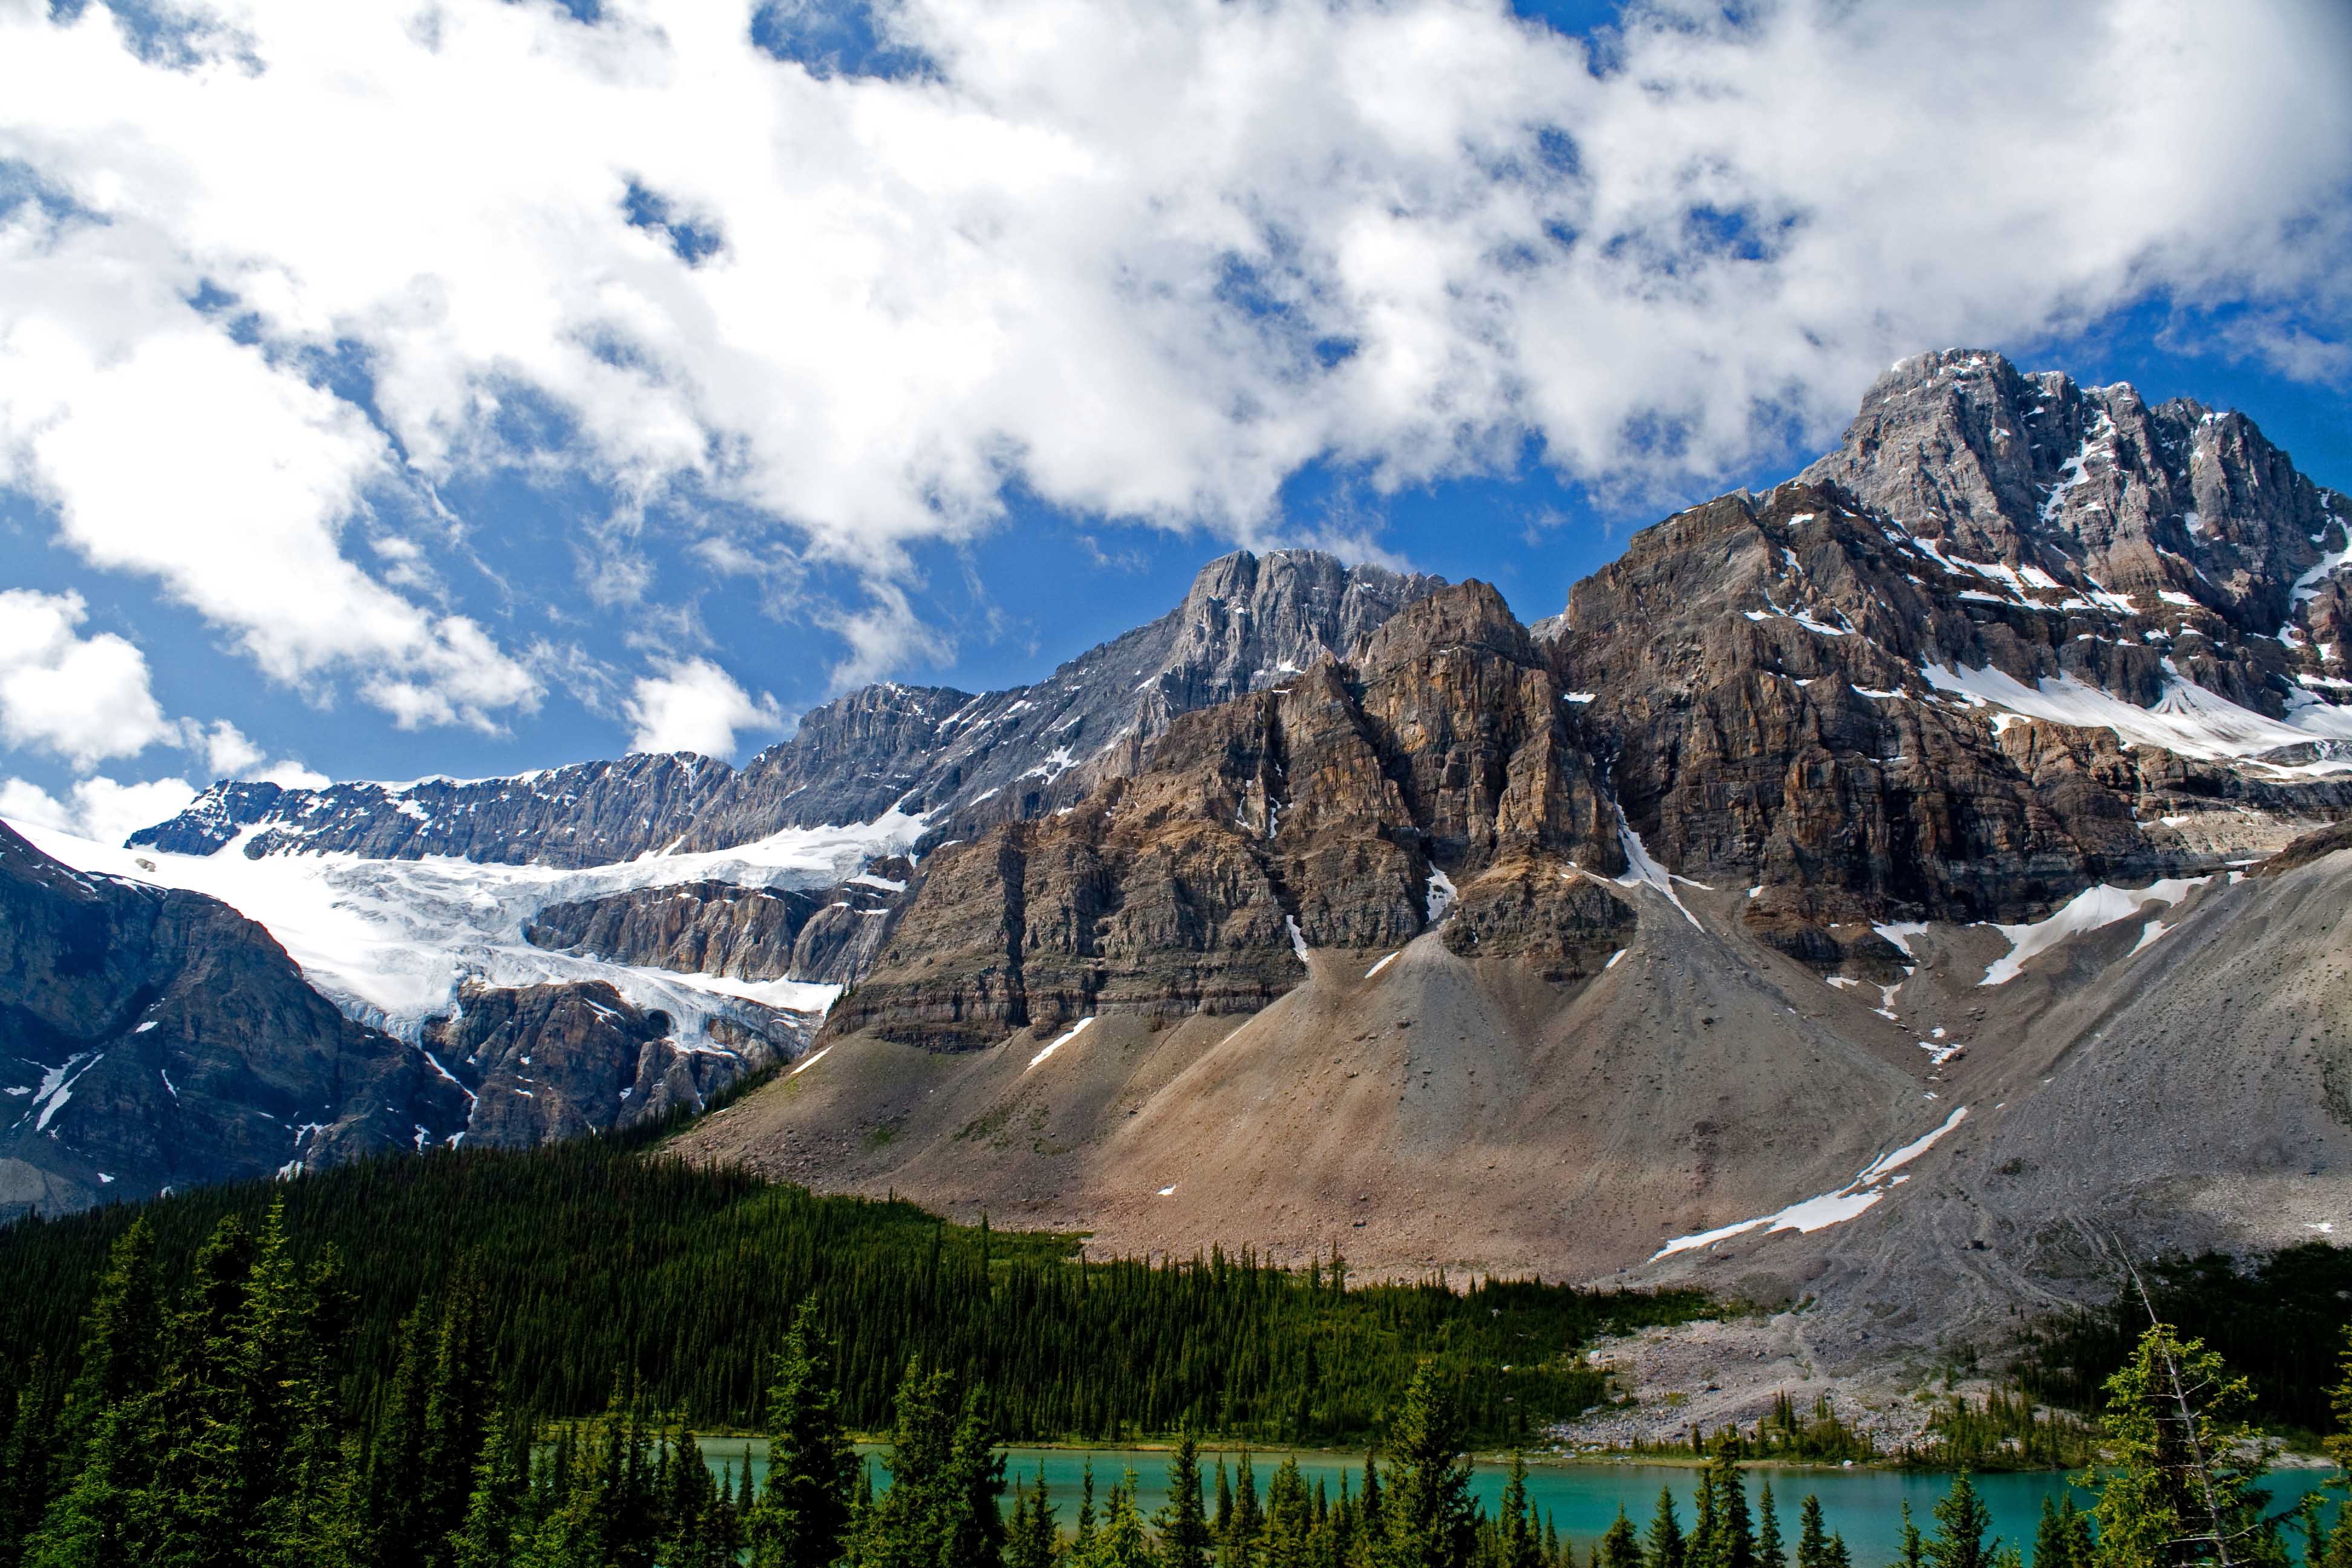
[[0, 773, 200, 848], [0, 0, 2345, 697], [624, 658, 785, 759], [0, 587, 176, 768]]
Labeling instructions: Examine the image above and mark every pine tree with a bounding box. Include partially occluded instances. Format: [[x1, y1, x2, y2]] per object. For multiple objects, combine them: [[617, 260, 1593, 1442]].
[[2088, 1323, 2276, 1568], [1689, 1469, 1719, 1568], [1795, 1497, 1828, 1568], [1010, 1466, 1059, 1568], [1647, 1487, 1687, 1568], [744, 1303, 857, 1568], [416, 1274, 494, 1568], [1756, 1481, 1783, 1568], [1898, 1503, 1924, 1568], [1928, 1476, 1997, 1568], [359, 1299, 435, 1568], [1263, 1457, 1313, 1568], [1500, 1455, 1543, 1568], [1598, 1508, 1642, 1568], [1078, 1470, 1158, 1568], [1157, 1431, 1212, 1568], [858, 1362, 1004, 1568], [1704, 1440, 1754, 1568], [450, 1410, 528, 1568], [2032, 1497, 2093, 1568], [1077, 1458, 1099, 1557], [1373, 1364, 1475, 1568], [1, 1364, 68, 1568], [23, 1223, 170, 1568]]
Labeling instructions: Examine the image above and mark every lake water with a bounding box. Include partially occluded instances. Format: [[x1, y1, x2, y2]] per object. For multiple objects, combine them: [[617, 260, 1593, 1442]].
[[687, 1441, 2336, 1561]]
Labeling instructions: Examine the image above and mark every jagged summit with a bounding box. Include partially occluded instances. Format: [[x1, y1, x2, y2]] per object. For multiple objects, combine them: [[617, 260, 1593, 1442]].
[[1800, 347, 2344, 643], [136, 547, 1445, 867]]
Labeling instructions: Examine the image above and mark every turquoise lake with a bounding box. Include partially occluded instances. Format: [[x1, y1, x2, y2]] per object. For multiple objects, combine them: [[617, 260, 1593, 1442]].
[[687, 1442, 2337, 1561]]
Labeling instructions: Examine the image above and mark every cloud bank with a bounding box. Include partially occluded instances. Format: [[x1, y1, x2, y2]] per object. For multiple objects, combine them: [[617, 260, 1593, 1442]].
[[624, 657, 785, 758], [1, 0, 2347, 737]]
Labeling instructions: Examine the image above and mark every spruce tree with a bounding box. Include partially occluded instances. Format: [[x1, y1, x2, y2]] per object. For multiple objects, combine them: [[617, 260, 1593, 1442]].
[[1756, 1481, 1783, 1568], [1705, 1440, 1754, 1568], [451, 1410, 528, 1568], [1647, 1486, 1687, 1568], [858, 1362, 1003, 1568], [1373, 1364, 1475, 1568], [1077, 1458, 1099, 1557], [1795, 1497, 1828, 1568], [1010, 1466, 1059, 1568], [1500, 1455, 1543, 1568], [2031, 1498, 2093, 1568], [1897, 1502, 1924, 1568], [2088, 1324, 2275, 1568], [1079, 1470, 1158, 1568], [1598, 1508, 1642, 1568], [1927, 1476, 1996, 1568], [359, 1301, 436, 1568], [417, 1275, 494, 1568], [744, 1303, 857, 1568], [1157, 1431, 1212, 1568], [1263, 1457, 1312, 1568]]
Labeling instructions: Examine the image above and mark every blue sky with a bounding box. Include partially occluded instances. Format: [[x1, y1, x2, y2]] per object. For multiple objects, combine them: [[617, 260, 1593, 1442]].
[[1, 0, 2348, 841]]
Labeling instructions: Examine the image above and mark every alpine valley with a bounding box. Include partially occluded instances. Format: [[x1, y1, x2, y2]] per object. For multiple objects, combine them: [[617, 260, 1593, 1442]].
[[10, 350, 2352, 1418]]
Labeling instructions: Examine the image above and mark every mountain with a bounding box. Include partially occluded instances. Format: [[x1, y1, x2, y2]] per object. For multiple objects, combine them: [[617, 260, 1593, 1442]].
[[8, 551, 1446, 1217], [0, 820, 465, 1218], [132, 550, 1442, 866], [18, 349, 2352, 1420], [0, 818, 815, 1217]]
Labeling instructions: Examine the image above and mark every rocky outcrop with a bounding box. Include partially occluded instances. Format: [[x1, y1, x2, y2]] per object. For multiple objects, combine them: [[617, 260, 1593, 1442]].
[[523, 863, 910, 986], [828, 584, 1625, 1048], [1550, 472, 2352, 949], [1800, 348, 2349, 699], [420, 980, 771, 1148], [0, 823, 469, 1219]]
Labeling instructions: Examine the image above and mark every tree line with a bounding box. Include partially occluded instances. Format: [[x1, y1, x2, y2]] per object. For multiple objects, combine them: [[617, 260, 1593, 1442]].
[[3, 1201, 2349, 1568], [0, 1142, 1705, 1448]]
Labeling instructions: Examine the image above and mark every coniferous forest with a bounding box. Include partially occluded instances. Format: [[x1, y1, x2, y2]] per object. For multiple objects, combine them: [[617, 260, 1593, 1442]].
[[0, 1138, 1707, 1450], [1, 1173, 2346, 1568]]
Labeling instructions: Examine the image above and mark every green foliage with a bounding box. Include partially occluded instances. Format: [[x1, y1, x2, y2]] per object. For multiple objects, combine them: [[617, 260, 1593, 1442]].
[[2084, 1324, 2280, 1568], [1915, 1389, 2098, 1472], [857, 1361, 1005, 1568], [1373, 1362, 1477, 1568], [743, 1302, 857, 1568], [2033, 1495, 2094, 1568], [2019, 1245, 2352, 1432], [0, 1141, 1709, 1446], [1154, 1432, 1210, 1568], [1926, 1474, 1998, 1568]]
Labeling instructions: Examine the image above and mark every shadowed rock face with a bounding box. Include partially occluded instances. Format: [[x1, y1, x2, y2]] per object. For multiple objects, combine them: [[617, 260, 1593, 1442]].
[[422, 980, 774, 1149], [0, 822, 470, 1220]]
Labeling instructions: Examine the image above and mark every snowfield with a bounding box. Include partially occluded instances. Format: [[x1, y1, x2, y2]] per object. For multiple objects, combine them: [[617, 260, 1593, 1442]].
[[1921, 661, 2352, 763], [7, 812, 928, 1042]]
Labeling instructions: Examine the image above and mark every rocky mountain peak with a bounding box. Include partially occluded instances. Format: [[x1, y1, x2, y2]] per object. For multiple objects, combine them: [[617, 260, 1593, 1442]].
[[1354, 578, 1537, 673], [1800, 348, 2344, 640]]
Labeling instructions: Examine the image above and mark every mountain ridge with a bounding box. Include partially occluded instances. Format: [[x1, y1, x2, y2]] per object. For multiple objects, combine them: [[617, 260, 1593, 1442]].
[[11, 348, 2350, 1416]]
